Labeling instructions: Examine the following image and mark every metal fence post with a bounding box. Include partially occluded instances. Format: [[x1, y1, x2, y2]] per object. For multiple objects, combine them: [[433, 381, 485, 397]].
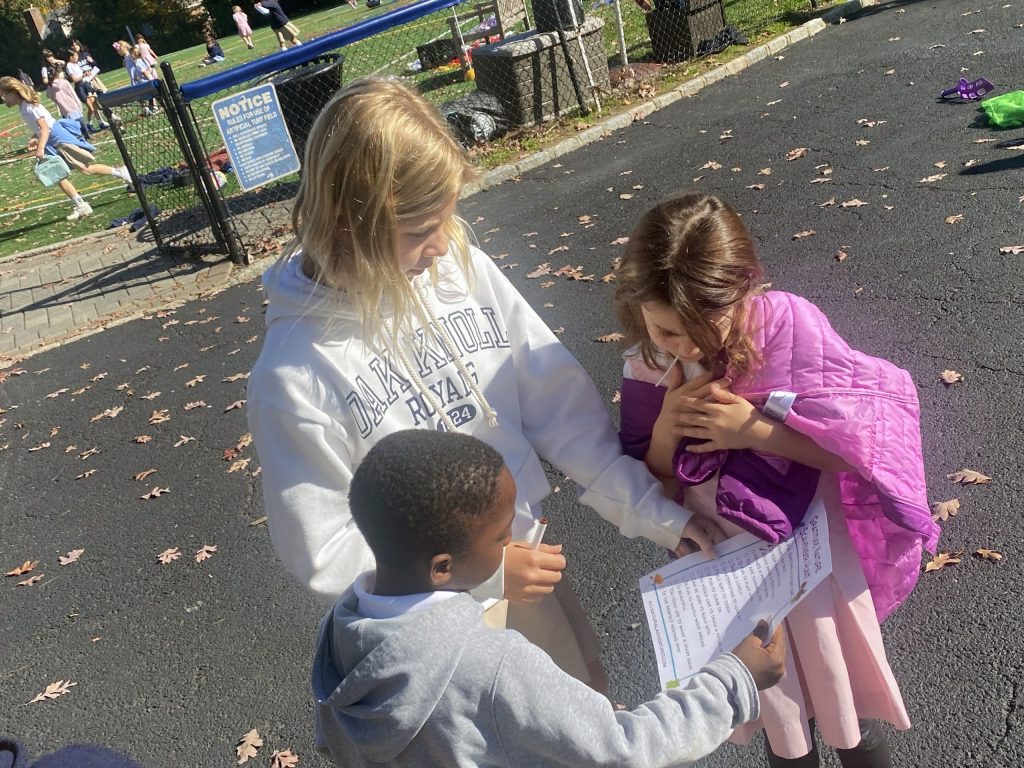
[[161, 61, 249, 266]]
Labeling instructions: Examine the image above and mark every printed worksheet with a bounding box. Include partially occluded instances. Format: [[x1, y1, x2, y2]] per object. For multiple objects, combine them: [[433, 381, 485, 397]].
[[640, 499, 832, 689]]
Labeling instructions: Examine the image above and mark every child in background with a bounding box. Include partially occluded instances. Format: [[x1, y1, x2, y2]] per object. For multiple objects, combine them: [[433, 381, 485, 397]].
[[70, 40, 108, 92], [232, 5, 256, 49], [127, 45, 160, 115], [314, 428, 786, 767], [199, 34, 227, 66], [45, 66, 91, 139], [64, 49, 107, 132], [134, 33, 159, 68], [252, 0, 303, 50], [615, 192, 940, 768], [0, 76, 131, 220], [248, 78, 725, 695]]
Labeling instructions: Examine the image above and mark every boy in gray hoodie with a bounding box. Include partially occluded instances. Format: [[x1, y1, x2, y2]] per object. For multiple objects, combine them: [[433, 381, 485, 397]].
[[313, 429, 786, 767]]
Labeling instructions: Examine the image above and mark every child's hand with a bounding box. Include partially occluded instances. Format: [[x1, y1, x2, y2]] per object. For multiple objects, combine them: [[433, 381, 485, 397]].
[[674, 515, 727, 558], [504, 542, 565, 603], [676, 384, 768, 453], [646, 373, 731, 478], [731, 622, 786, 690]]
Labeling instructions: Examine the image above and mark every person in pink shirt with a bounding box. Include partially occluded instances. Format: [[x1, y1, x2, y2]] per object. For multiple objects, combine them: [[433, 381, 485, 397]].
[[232, 5, 256, 49], [44, 66, 91, 138], [134, 34, 159, 68]]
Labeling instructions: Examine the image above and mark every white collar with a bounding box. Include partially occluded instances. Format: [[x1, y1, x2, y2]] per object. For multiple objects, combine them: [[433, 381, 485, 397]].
[[353, 571, 460, 620]]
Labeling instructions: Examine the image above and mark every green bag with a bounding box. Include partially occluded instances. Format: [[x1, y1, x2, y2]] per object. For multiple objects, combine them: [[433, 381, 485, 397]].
[[981, 90, 1024, 130], [33, 155, 71, 187]]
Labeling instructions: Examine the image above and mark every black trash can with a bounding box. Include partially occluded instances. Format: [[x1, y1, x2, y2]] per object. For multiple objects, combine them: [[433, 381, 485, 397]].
[[269, 53, 344, 163], [532, 0, 584, 32]]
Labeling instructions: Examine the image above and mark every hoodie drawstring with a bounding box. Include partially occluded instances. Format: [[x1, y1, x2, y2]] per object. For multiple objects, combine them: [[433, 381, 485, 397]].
[[409, 282, 500, 430]]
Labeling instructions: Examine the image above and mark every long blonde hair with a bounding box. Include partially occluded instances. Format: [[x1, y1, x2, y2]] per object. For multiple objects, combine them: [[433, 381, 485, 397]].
[[287, 77, 479, 347], [0, 76, 39, 105], [615, 192, 765, 378]]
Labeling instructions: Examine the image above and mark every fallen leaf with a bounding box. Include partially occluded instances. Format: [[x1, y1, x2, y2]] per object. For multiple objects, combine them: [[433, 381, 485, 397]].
[[157, 547, 181, 564], [701, 160, 722, 170], [619, 193, 634, 200], [819, 197, 836, 208], [222, 373, 249, 383], [835, 251, 849, 263], [45, 388, 69, 399], [855, 139, 870, 146], [779, 81, 789, 88], [999, 245, 1024, 255], [236, 729, 264, 764], [934, 161, 947, 169], [610, 236, 629, 245], [225, 400, 247, 412], [6, 560, 38, 577], [141, 392, 161, 400], [600, 273, 616, 283], [28, 442, 51, 452], [59, 549, 84, 566], [884, 68, 896, 76], [945, 214, 964, 225], [17, 574, 44, 587], [809, 177, 831, 184], [185, 375, 206, 388], [174, 435, 196, 447], [526, 263, 551, 279], [974, 548, 1003, 562], [924, 551, 962, 573], [595, 332, 624, 343], [841, 199, 868, 208], [173, 363, 189, 372], [134, 435, 153, 444], [786, 147, 809, 161], [236, 433, 253, 451], [792, 230, 816, 240], [90, 406, 124, 422], [149, 409, 170, 425], [920, 173, 947, 183], [79, 447, 100, 460], [28, 680, 76, 703], [270, 749, 299, 768], [757, 167, 772, 176], [134, 469, 158, 481], [228, 458, 251, 473], [974, 138, 997, 144], [235, 316, 250, 324], [547, 245, 569, 255], [940, 369, 963, 385], [947, 469, 991, 485], [195, 544, 218, 563], [141, 486, 170, 500], [75, 470, 97, 480], [931, 499, 960, 522], [183, 401, 207, 411]]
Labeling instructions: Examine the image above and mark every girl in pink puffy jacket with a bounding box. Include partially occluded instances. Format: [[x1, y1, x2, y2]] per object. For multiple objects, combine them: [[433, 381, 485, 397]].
[[614, 192, 938, 768]]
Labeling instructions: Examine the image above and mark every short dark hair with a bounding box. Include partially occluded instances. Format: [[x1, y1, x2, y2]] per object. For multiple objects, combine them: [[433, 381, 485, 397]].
[[349, 430, 506, 567]]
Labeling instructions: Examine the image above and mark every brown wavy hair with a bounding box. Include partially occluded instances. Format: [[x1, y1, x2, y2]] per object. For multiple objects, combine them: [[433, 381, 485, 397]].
[[615, 192, 765, 378]]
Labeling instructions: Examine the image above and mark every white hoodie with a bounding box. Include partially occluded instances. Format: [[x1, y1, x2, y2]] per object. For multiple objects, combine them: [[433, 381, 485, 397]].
[[248, 246, 693, 599]]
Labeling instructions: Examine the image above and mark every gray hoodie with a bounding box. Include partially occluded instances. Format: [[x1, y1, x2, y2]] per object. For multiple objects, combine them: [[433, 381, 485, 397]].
[[313, 589, 759, 767]]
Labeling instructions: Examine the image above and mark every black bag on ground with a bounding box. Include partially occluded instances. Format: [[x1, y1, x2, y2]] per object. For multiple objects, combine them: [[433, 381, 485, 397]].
[[441, 91, 509, 147]]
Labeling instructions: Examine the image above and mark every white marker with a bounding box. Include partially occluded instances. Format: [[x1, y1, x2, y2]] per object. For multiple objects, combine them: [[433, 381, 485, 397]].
[[524, 517, 549, 550]]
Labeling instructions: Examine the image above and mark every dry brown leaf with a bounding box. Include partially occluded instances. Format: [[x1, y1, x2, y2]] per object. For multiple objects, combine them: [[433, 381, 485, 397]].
[[185, 375, 206, 388], [619, 193, 634, 200], [999, 245, 1024, 255], [945, 214, 964, 224], [746, 183, 766, 190], [134, 435, 153, 444], [141, 391, 161, 400], [236, 433, 253, 451], [6, 560, 38, 577], [222, 373, 250, 383], [819, 197, 836, 208], [228, 458, 251, 473], [792, 230, 816, 240], [28, 442, 51, 452], [924, 551, 962, 573], [855, 139, 870, 146], [600, 273, 616, 283], [701, 160, 722, 170], [920, 173, 947, 183], [270, 750, 298, 768], [947, 469, 991, 485], [134, 468, 158, 482], [235, 316, 250, 324], [610, 236, 629, 245], [183, 401, 207, 411], [46, 388, 68, 399], [225, 400, 247, 412], [526, 263, 551, 279], [28, 680, 76, 703], [835, 251, 849, 263], [149, 409, 170, 425], [809, 177, 831, 184], [17, 574, 44, 587], [79, 447, 100, 460], [974, 548, 1003, 562], [547, 245, 569, 256], [75, 469, 97, 480], [236, 729, 264, 764], [930, 499, 960, 522], [89, 372, 107, 382], [195, 544, 218, 563], [595, 333, 625, 343], [90, 405, 124, 422], [157, 547, 181, 564], [841, 199, 868, 208], [141, 486, 170, 500], [786, 147, 809, 161], [540, 281, 555, 288], [940, 369, 963, 385], [757, 167, 772, 176], [59, 549, 84, 565], [611, 390, 621, 404]]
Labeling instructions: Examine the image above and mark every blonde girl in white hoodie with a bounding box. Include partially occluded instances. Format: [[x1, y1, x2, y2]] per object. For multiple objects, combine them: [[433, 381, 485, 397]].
[[247, 77, 725, 688]]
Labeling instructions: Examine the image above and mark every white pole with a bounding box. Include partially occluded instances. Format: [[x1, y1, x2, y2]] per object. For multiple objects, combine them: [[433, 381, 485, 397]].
[[613, 0, 628, 67], [565, 1, 601, 113]]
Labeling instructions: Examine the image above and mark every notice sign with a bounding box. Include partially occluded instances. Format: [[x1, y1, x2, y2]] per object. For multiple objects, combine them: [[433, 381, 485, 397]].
[[640, 499, 832, 689], [212, 83, 300, 191]]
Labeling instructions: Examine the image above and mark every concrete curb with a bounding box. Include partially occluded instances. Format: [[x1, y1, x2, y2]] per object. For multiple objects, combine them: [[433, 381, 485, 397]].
[[462, 16, 829, 197], [822, 0, 879, 25]]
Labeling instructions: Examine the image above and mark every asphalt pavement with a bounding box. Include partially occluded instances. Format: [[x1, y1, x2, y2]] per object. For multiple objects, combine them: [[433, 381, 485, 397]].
[[3, 0, 1024, 765]]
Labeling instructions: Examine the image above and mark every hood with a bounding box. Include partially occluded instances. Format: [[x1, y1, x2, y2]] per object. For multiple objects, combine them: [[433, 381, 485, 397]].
[[312, 591, 483, 762], [262, 251, 360, 326]]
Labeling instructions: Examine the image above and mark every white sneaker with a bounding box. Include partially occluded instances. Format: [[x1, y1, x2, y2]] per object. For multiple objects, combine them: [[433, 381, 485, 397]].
[[66, 202, 93, 221]]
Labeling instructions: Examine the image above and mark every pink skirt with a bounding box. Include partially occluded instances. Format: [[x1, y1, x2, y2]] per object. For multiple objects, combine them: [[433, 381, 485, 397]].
[[235, 20, 253, 36], [683, 474, 911, 759]]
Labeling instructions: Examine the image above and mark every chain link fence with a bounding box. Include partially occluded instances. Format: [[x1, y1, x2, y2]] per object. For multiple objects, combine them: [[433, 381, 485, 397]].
[[97, 0, 819, 264]]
